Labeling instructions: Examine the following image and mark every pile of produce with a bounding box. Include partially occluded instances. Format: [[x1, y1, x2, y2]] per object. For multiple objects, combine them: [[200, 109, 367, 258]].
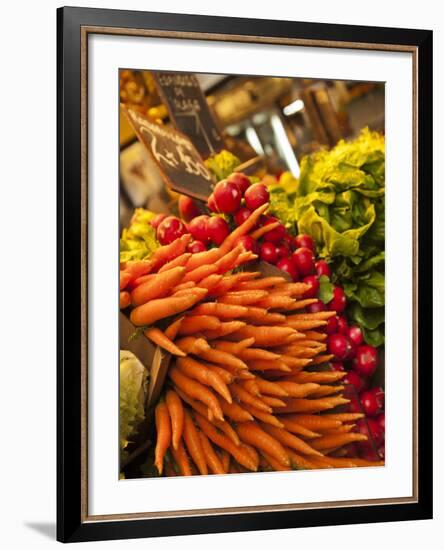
[[120, 195, 384, 476]]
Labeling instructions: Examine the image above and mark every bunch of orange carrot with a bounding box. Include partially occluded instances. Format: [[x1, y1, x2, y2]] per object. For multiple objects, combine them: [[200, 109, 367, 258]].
[[120, 203, 383, 475]]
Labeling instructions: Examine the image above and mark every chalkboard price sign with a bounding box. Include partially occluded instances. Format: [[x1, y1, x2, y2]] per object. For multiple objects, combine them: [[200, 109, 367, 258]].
[[123, 106, 215, 201], [153, 72, 225, 158]]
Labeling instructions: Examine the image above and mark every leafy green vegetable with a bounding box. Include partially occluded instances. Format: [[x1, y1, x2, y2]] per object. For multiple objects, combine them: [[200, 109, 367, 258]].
[[120, 351, 148, 460], [120, 208, 160, 263], [318, 275, 334, 304], [204, 150, 241, 181], [293, 128, 385, 346]]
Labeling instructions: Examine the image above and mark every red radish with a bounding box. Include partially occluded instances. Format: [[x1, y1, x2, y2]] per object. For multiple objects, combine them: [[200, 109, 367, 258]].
[[327, 334, 351, 360], [326, 316, 339, 335], [359, 387, 384, 416], [336, 315, 348, 334], [366, 418, 384, 446], [213, 180, 242, 214], [228, 172, 250, 194], [376, 412, 385, 434], [302, 275, 320, 298], [238, 235, 259, 255], [347, 392, 362, 413], [178, 195, 200, 222], [188, 215, 210, 243], [353, 345, 379, 377], [275, 242, 290, 260], [188, 240, 207, 253], [276, 258, 298, 280], [156, 216, 187, 245], [263, 218, 286, 243], [342, 442, 359, 458], [283, 233, 295, 250], [345, 339, 357, 360], [315, 260, 332, 278], [348, 325, 364, 346], [328, 286, 347, 313], [150, 213, 167, 229], [292, 247, 315, 276], [307, 300, 326, 313], [294, 233, 315, 251], [378, 444, 385, 460], [207, 216, 230, 246], [330, 361, 344, 372], [259, 242, 278, 264], [234, 207, 252, 227], [355, 420, 379, 459], [343, 370, 365, 393], [207, 194, 218, 213], [244, 183, 269, 210]]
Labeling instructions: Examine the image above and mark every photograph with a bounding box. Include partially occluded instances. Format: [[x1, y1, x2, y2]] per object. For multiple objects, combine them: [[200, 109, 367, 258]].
[[119, 70, 386, 480]]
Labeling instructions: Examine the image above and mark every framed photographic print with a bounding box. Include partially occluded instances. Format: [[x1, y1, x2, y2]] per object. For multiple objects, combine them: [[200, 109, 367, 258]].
[[57, 6, 433, 543]]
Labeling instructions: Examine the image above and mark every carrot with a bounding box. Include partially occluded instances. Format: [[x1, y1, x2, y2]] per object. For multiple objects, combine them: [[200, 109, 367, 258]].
[[234, 251, 258, 267], [252, 312, 287, 325], [285, 448, 317, 470], [231, 383, 272, 412], [183, 410, 208, 475], [202, 321, 246, 340], [250, 221, 281, 240], [321, 413, 365, 423], [260, 424, 322, 456], [176, 357, 232, 404], [204, 364, 234, 384], [120, 291, 131, 309], [164, 316, 184, 340], [255, 377, 289, 397], [194, 414, 257, 471], [262, 452, 291, 472], [212, 338, 255, 355], [275, 382, 320, 398], [219, 203, 269, 254], [287, 414, 342, 432], [240, 380, 261, 396], [177, 315, 221, 335], [150, 234, 191, 270], [175, 336, 210, 354], [165, 390, 185, 450], [218, 290, 268, 306], [158, 252, 191, 273], [309, 385, 344, 398], [284, 298, 318, 310], [120, 271, 132, 290], [171, 440, 192, 476], [287, 311, 337, 321], [288, 371, 346, 384], [218, 400, 253, 423], [256, 295, 296, 310], [247, 360, 291, 372], [273, 283, 311, 296], [197, 273, 223, 291], [308, 354, 335, 365], [228, 326, 296, 347], [215, 245, 243, 273], [174, 388, 239, 446], [279, 417, 321, 439], [235, 277, 287, 291], [242, 404, 284, 428], [191, 302, 249, 319], [240, 348, 280, 362], [279, 355, 313, 368], [220, 450, 230, 473], [132, 273, 155, 287], [323, 424, 355, 435], [154, 402, 172, 474], [144, 327, 186, 356], [185, 248, 222, 271], [243, 307, 269, 322], [182, 264, 219, 284], [261, 396, 287, 408], [130, 292, 207, 327], [169, 367, 224, 421], [286, 320, 327, 330], [198, 431, 225, 474], [197, 347, 248, 370], [278, 397, 349, 414], [236, 422, 290, 467], [172, 281, 196, 293], [123, 260, 154, 282], [311, 433, 368, 451]]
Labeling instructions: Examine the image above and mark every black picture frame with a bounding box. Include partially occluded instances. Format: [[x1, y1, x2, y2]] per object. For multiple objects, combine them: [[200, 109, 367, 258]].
[[57, 6, 433, 543]]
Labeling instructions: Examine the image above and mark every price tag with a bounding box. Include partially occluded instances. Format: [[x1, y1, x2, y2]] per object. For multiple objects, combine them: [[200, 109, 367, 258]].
[[153, 72, 225, 158], [123, 106, 215, 200]]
